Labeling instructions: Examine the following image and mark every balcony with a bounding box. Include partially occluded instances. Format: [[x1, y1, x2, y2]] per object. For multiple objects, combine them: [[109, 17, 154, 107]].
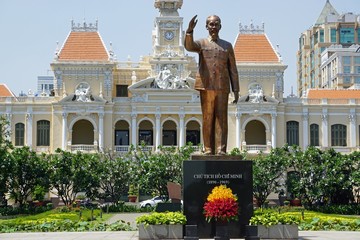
[[36, 146, 50, 153], [69, 145, 98, 153], [114, 145, 130, 154], [114, 145, 202, 154], [242, 144, 271, 154]]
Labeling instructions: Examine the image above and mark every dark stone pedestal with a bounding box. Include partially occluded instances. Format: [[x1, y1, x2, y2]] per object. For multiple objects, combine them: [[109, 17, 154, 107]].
[[184, 225, 199, 240], [214, 223, 229, 240], [183, 155, 253, 238], [245, 225, 260, 240]]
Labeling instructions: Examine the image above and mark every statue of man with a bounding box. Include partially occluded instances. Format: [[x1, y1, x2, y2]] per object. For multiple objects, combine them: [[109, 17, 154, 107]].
[[184, 15, 239, 155]]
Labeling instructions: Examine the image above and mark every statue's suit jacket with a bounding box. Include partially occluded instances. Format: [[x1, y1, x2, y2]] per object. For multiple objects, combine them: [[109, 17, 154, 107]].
[[184, 34, 239, 94]]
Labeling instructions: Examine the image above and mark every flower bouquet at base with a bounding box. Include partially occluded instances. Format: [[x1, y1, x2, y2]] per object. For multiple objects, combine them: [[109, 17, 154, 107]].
[[203, 185, 239, 223]]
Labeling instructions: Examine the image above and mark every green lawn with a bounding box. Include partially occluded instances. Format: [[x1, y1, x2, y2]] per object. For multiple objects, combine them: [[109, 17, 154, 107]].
[[0, 208, 136, 233], [0, 208, 113, 224]]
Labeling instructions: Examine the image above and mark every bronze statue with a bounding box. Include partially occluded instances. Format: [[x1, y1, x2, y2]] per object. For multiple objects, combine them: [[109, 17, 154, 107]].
[[184, 15, 239, 155]]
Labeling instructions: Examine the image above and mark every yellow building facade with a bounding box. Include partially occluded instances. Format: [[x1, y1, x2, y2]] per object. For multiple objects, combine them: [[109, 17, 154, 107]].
[[1, 0, 360, 155]]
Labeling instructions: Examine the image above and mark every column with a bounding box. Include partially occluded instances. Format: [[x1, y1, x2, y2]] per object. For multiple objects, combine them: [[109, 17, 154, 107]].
[[155, 21, 160, 46], [302, 111, 309, 149], [98, 113, 104, 152], [235, 113, 241, 149], [321, 111, 328, 148], [131, 113, 137, 146], [26, 113, 33, 148], [179, 113, 185, 147], [349, 110, 356, 148], [5, 113, 12, 141], [179, 21, 183, 47], [271, 113, 277, 148], [155, 113, 161, 151], [62, 113, 68, 150]]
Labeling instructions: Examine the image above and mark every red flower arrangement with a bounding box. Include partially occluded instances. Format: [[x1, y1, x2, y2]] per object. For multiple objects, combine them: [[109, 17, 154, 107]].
[[203, 185, 239, 223]]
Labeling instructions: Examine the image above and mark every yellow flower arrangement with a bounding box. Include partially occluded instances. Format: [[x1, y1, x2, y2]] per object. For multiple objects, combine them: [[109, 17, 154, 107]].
[[203, 185, 239, 222], [206, 185, 238, 202]]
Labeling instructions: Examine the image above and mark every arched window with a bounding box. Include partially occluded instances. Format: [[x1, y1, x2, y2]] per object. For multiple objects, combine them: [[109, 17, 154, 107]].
[[162, 120, 177, 146], [310, 124, 319, 146], [286, 121, 299, 146], [331, 124, 347, 146], [138, 120, 153, 146], [186, 120, 201, 146], [15, 123, 25, 146], [37, 120, 50, 146], [114, 120, 129, 146]]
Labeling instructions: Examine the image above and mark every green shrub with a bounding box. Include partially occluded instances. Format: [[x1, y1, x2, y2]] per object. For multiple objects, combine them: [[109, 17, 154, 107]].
[[250, 212, 300, 226], [307, 204, 360, 215], [299, 217, 360, 231], [100, 202, 149, 213], [136, 212, 186, 226], [0, 219, 133, 233], [250, 208, 360, 231], [0, 205, 53, 216]]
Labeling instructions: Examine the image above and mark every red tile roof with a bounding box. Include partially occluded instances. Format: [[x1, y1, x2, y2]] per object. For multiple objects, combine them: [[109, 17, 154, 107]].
[[58, 31, 109, 61], [0, 84, 15, 97], [307, 89, 360, 99], [233, 34, 279, 63]]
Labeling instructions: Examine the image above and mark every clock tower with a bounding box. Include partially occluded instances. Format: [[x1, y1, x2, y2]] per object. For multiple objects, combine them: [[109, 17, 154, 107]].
[[153, 0, 184, 57], [146, 0, 196, 89]]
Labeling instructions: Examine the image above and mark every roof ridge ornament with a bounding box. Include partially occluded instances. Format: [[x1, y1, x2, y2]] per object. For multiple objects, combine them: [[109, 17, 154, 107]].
[[154, 0, 183, 10], [239, 21, 265, 34], [71, 19, 98, 32]]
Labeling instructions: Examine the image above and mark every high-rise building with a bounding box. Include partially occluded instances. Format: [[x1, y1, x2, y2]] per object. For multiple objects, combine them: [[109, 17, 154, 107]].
[[37, 76, 54, 96], [297, 0, 360, 96], [320, 44, 360, 89]]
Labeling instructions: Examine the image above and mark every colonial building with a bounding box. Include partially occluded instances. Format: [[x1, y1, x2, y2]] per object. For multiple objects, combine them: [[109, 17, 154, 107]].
[[1, 0, 360, 155]]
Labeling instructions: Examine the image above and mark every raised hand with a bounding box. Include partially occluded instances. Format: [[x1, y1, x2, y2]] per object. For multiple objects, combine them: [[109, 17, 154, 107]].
[[187, 15, 198, 33]]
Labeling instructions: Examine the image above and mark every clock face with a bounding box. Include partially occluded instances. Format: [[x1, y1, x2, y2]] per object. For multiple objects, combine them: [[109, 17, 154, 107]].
[[165, 31, 174, 40]]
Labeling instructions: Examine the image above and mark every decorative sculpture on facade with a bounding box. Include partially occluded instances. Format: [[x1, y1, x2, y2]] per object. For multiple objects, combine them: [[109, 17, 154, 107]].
[[74, 82, 93, 102], [152, 66, 189, 89], [248, 84, 264, 103]]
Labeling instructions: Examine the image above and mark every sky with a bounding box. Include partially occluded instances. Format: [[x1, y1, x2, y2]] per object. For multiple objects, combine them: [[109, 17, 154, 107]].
[[0, 0, 359, 96]]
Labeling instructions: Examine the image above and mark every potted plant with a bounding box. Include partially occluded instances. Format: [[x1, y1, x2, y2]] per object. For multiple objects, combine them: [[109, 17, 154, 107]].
[[203, 185, 239, 240], [136, 211, 186, 240], [286, 172, 302, 206], [33, 185, 46, 207], [128, 184, 138, 203], [249, 212, 299, 239]]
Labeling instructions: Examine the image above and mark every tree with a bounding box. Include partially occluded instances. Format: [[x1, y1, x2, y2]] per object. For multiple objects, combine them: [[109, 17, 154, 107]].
[[321, 148, 353, 204], [288, 146, 356, 206], [130, 144, 194, 198], [252, 147, 289, 207], [348, 151, 360, 203], [8, 147, 49, 207], [0, 116, 13, 206], [288, 146, 327, 206], [48, 149, 100, 206], [97, 152, 131, 203]]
